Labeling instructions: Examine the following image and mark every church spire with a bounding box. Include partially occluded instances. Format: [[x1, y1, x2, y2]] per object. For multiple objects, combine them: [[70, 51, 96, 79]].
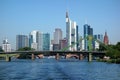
[[105, 31, 107, 36], [104, 31, 109, 45]]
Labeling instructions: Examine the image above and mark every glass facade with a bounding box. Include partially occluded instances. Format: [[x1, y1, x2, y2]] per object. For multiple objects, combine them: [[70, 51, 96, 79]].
[[66, 12, 78, 51], [29, 31, 43, 51], [93, 34, 103, 50], [83, 24, 93, 51], [43, 33, 50, 50], [16, 35, 28, 50]]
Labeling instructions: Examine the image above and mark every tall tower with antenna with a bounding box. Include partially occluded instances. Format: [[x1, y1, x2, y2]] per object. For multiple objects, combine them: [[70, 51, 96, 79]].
[[66, 11, 78, 51]]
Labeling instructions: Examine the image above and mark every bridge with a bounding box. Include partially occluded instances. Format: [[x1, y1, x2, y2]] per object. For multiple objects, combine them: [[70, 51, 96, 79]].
[[0, 35, 107, 62], [0, 51, 105, 62]]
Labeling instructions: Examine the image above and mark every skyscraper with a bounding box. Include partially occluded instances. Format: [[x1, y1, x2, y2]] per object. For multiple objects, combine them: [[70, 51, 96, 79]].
[[16, 35, 28, 50], [83, 24, 93, 51], [94, 34, 103, 42], [104, 31, 109, 45], [59, 39, 67, 50], [2, 39, 11, 52], [76, 25, 79, 50], [66, 11, 78, 51], [93, 34, 103, 50], [29, 30, 43, 51], [43, 33, 50, 50], [53, 28, 62, 44]]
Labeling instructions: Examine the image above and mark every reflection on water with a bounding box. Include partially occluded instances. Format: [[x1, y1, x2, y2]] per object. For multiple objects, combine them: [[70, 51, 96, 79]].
[[0, 58, 120, 80]]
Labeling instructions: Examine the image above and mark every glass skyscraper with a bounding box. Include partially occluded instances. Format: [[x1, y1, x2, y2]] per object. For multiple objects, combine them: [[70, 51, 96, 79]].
[[83, 24, 93, 51], [43, 33, 50, 50], [29, 30, 43, 51], [93, 34, 103, 50], [16, 35, 28, 50], [76, 25, 79, 50], [66, 11, 78, 51]]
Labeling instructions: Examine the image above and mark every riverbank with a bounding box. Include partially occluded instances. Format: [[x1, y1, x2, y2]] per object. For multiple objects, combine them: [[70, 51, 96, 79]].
[[97, 58, 120, 64]]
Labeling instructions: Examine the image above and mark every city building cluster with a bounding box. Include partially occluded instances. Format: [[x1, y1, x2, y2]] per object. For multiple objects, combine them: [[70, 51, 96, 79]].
[[0, 11, 109, 52]]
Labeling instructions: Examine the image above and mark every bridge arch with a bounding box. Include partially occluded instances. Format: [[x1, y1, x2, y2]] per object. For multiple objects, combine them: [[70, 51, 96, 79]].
[[65, 54, 79, 59]]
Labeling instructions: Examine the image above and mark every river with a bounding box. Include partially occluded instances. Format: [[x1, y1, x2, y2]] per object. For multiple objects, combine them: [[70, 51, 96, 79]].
[[0, 58, 120, 80]]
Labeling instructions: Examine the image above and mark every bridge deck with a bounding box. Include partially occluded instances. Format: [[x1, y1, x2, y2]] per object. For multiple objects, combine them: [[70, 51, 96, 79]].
[[0, 51, 105, 56]]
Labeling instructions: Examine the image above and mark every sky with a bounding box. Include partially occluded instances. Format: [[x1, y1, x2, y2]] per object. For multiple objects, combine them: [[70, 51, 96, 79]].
[[0, 0, 120, 49]]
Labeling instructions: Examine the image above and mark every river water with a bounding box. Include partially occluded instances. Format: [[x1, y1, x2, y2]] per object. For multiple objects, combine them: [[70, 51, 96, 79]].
[[0, 58, 120, 80]]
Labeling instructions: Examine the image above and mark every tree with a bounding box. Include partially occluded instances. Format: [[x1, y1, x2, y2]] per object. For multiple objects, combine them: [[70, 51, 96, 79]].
[[115, 42, 120, 51], [17, 47, 35, 51], [99, 44, 107, 51], [0, 48, 4, 52], [105, 43, 120, 59], [17, 47, 35, 59]]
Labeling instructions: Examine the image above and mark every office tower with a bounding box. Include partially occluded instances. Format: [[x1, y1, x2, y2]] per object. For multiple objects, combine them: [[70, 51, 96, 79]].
[[104, 31, 109, 45], [93, 34, 103, 50], [2, 39, 11, 52], [66, 11, 78, 51], [43, 33, 50, 50], [83, 24, 93, 51], [16, 35, 28, 50], [94, 34, 103, 42], [53, 28, 62, 44], [59, 39, 67, 50], [50, 40, 54, 51], [76, 25, 79, 50], [81, 39, 85, 51], [29, 30, 43, 51], [79, 36, 84, 51], [53, 44, 59, 51]]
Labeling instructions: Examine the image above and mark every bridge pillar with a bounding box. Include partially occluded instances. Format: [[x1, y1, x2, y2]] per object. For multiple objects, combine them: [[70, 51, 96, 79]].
[[31, 54, 35, 60], [88, 53, 92, 62], [5, 55, 11, 62], [79, 54, 83, 60], [55, 53, 60, 60]]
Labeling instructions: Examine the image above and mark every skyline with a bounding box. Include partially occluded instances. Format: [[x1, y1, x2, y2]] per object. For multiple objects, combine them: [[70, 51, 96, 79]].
[[0, 0, 120, 49]]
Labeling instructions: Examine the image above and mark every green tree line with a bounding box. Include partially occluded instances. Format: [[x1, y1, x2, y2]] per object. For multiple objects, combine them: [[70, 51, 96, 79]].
[[17, 47, 35, 51], [99, 42, 120, 59]]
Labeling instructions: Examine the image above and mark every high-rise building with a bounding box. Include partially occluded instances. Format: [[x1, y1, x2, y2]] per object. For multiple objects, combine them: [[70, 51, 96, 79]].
[[76, 25, 79, 50], [43, 33, 50, 50], [16, 35, 28, 50], [79, 36, 84, 51], [59, 39, 67, 50], [2, 39, 11, 52], [53, 44, 59, 51], [93, 34, 103, 50], [94, 34, 103, 42], [83, 24, 93, 51], [53, 28, 62, 44], [29, 30, 43, 51], [66, 11, 78, 51], [104, 31, 109, 45]]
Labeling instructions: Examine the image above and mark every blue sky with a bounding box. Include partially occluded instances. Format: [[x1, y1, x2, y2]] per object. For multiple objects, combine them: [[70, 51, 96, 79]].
[[0, 0, 120, 49]]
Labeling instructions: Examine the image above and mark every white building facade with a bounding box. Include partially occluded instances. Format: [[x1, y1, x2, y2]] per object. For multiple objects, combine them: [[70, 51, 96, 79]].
[[2, 39, 11, 52], [66, 11, 77, 51], [29, 30, 43, 51]]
